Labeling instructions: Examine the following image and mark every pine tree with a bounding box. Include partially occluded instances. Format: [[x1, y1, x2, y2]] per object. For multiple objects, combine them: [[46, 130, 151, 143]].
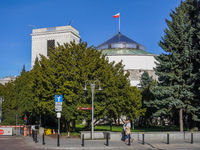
[[138, 71, 155, 126], [150, 0, 200, 131]]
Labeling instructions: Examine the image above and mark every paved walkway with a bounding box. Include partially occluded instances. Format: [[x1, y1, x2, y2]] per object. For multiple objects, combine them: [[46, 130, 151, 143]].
[[24, 134, 200, 150]]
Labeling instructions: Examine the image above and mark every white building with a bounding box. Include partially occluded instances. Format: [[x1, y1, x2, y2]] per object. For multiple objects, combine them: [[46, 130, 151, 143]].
[[0, 76, 17, 85], [97, 32, 157, 86], [31, 25, 80, 68]]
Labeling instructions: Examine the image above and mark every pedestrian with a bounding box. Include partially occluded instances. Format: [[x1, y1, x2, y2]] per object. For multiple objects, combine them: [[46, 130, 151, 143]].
[[125, 119, 133, 142]]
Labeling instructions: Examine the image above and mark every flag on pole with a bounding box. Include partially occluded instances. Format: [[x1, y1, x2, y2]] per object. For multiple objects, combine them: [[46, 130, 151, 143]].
[[113, 13, 120, 33], [113, 13, 120, 18]]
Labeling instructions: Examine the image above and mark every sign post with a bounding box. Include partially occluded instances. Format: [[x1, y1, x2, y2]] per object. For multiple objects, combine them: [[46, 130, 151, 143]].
[[55, 95, 63, 147], [78, 107, 92, 110]]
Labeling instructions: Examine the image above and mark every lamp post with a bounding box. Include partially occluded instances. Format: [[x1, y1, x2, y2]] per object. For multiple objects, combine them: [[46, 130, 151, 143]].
[[0, 97, 2, 123], [84, 80, 102, 139]]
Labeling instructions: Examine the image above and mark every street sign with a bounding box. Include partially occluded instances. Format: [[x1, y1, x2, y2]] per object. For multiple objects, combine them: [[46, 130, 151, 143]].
[[78, 107, 92, 110], [55, 105, 62, 112], [57, 112, 61, 118], [55, 102, 62, 106], [55, 95, 63, 102]]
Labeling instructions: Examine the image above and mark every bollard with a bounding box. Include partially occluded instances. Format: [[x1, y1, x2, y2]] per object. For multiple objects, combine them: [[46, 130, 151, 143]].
[[57, 134, 60, 146], [32, 130, 35, 141], [128, 134, 130, 146], [42, 133, 45, 145], [35, 131, 38, 143], [142, 132, 145, 145], [123, 131, 125, 141], [167, 132, 169, 144], [28, 126, 31, 137], [106, 133, 109, 146], [191, 132, 193, 144], [82, 134, 84, 146]]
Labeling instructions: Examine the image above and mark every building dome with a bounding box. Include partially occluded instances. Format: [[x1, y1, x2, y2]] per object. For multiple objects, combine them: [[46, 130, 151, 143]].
[[96, 32, 151, 55], [96, 32, 157, 87]]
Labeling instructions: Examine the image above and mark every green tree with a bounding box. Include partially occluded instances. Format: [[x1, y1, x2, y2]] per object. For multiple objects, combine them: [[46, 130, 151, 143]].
[[30, 41, 144, 131], [138, 71, 155, 126], [14, 65, 36, 124], [1, 81, 17, 125], [149, 0, 200, 131]]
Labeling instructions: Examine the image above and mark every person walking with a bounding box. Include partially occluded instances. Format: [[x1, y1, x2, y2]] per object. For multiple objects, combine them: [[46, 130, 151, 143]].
[[125, 119, 133, 142]]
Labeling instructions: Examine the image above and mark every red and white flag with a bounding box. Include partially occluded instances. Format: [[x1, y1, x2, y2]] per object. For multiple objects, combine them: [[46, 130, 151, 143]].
[[113, 13, 120, 18]]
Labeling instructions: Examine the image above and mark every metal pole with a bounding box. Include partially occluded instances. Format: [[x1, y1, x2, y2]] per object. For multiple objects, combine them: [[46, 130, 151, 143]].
[[40, 114, 41, 127], [119, 13, 120, 33], [167, 132, 169, 144], [128, 134, 130, 146], [35, 131, 38, 143], [82, 134, 84, 146], [57, 117, 60, 146], [0, 97, 2, 123], [42, 133, 45, 145], [33, 130, 35, 141], [191, 132, 193, 144], [84, 80, 101, 139], [106, 133, 109, 146], [91, 84, 95, 139], [16, 115, 17, 127], [142, 132, 145, 145]]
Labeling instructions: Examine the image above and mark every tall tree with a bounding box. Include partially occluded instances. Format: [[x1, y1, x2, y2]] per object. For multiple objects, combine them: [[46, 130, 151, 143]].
[[30, 41, 144, 130], [138, 71, 155, 126], [149, 0, 200, 131]]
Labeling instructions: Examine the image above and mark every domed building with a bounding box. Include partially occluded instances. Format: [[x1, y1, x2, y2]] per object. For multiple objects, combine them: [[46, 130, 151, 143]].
[[96, 32, 157, 86]]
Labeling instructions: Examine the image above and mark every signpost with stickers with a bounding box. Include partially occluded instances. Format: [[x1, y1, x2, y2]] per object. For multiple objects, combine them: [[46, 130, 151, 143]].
[[55, 95, 62, 147]]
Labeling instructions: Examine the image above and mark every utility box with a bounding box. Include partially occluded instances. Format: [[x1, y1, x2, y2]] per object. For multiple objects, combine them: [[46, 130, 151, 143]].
[[0, 127, 13, 136]]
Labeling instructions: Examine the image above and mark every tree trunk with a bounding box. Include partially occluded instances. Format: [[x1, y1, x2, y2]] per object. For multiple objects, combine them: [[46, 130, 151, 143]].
[[118, 118, 120, 125], [180, 108, 183, 132], [66, 121, 70, 132], [72, 120, 76, 132]]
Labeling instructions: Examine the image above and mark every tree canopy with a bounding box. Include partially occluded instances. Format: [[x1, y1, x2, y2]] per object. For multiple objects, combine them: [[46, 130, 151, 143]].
[[149, 0, 200, 131], [1, 41, 144, 129]]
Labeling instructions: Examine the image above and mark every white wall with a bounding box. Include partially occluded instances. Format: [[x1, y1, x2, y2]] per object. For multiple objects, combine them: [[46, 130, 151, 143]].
[[107, 55, 157, 86], [31, 26, 80, 68], [107, 55, 156, 70]]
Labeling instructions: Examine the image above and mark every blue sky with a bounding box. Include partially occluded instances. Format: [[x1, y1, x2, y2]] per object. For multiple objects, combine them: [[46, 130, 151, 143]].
[[0, 0, 181, 78]]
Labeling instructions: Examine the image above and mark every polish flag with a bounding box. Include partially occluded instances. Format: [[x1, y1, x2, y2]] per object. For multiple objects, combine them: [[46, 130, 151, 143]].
[[113, 13, 120, 18]]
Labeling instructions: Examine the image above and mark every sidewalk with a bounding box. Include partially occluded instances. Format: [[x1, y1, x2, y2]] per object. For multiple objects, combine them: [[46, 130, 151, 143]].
[[24, 134, 200, 150]]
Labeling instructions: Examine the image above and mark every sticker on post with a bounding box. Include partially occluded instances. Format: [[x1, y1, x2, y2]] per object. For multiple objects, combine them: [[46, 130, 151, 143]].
[[57, 112, 61, 118]]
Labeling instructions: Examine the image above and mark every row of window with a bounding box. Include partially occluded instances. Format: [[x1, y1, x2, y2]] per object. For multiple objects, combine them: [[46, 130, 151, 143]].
[[97, 43, 146, 51]]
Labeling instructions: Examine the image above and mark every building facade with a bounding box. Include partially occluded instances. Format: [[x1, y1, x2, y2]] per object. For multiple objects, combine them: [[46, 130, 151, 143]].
[[97, 32, 157, 86], [31, 25, 80, 68], [0, 76, 17, 85]]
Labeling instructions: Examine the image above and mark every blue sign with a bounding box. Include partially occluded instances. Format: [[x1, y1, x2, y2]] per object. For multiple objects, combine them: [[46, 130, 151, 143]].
[[55, 95, 63, 102]]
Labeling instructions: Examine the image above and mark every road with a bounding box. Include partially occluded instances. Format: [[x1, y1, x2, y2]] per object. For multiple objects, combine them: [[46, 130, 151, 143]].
[[1, 135, 200, 150], [0, 136, 47, 150]]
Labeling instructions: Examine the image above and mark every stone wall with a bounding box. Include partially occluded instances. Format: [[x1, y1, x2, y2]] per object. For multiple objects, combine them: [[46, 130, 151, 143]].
[[80, 131, 200, 141]]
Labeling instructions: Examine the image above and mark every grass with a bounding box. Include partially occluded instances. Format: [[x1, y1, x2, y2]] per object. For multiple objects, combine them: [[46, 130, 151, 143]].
[[56, 124, 192, 137], [65, 124, 191, 136]]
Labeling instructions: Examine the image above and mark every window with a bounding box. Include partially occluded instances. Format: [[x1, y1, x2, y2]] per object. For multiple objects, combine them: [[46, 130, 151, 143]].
[[47, 40, 55, 56]]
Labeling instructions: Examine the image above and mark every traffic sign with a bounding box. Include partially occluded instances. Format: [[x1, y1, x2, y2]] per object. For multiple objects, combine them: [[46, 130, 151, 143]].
[[57, 112, 61, 118], [55, 102, 62, 106], [55, 105, 62, 112], [78, 107, 92, 110], [55, 95, 63, 102]]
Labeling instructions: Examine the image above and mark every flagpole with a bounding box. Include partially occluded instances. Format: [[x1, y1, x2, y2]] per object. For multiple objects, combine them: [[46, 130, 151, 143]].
[[119, 13, 120, 33]]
